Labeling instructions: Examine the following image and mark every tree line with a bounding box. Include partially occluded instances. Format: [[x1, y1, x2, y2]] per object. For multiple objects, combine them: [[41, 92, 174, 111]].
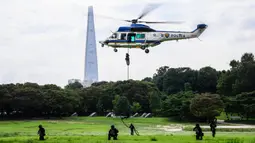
[[0, 53, 255, 121]]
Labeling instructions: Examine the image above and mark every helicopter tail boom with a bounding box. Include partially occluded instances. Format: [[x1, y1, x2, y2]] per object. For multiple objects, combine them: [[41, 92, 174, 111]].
[[190, 24, 208, 38]]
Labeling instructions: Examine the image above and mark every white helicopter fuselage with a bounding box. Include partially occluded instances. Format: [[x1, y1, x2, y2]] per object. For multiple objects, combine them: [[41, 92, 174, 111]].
[[99, 24, 208, 53]]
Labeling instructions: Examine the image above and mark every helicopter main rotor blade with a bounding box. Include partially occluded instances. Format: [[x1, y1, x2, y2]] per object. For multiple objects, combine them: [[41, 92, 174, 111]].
[[137, 3, 162, 20], [95, 14, 136, 24], [95, 14, 128, 22], [124, 20, 133, 22], [138, 20, 185, 24]]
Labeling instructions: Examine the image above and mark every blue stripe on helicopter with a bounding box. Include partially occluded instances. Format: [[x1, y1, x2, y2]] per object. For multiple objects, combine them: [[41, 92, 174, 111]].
[[117, 24, 206, 33], [156, 28, 197, 33], [107, 40, 159, 43], [156, 24, 207, 33]]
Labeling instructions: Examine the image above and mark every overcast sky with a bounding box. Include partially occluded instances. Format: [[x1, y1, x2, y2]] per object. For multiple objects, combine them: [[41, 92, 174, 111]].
[[1, 0, 255, 87]]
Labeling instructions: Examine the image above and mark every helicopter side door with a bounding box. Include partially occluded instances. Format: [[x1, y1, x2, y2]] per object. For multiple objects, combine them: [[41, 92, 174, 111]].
[[127, 33, 136, 42]]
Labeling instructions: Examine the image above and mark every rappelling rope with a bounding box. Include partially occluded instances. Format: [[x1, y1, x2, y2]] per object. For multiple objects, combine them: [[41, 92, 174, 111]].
[[121, 118, 140, 136]]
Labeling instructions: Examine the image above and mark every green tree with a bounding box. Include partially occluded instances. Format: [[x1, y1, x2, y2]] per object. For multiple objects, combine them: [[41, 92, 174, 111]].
[[131, 102, 141, 113], [217, 70, 236, 96], [221, 96, 242, 120], [80, 86, 103, 114], [236, 91, 255, 120], [162, 68, 196, 94], [12, 85, 43, 117], [1, 52, 255, 121], [0, 85, 12, 116], [153, 66, 169, 91], [112, 95, 120, 108], [217, 53, 255, 96], [190, 93, 224, 121], [184, 82, 192, 91], [114, 96, 131, 115], [142, 77, 153, 82], [161, 91, 195, 120], [197, 66, 218, 93], [149, 92, 161, 115], [97, 94, 114, 114], [233, 53, 255, 94], [112, 80, 158, 112], [65, 81, 83, 90]]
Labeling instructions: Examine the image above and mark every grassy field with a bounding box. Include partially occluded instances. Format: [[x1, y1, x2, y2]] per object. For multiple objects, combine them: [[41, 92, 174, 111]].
[[0, 117, 255, 143], [215, 112, 255, 126], [1, 134, 255, 143]]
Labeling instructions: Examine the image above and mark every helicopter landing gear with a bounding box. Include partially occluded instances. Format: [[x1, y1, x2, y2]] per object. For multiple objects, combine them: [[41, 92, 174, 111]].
[[145, 49, 149, 54], [114, 48, 118, 52]]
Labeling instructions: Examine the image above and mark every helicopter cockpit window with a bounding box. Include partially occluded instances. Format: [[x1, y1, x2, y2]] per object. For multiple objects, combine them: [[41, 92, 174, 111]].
[[110, 33, 117, 39], [136, 33, 145, 39]]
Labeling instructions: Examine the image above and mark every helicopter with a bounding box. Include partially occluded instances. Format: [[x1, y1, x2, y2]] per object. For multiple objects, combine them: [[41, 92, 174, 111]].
[[99, 4, 208, 54]]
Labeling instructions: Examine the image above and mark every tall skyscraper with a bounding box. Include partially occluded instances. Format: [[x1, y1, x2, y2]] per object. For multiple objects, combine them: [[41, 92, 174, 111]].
[[83, 6, 98, 87]]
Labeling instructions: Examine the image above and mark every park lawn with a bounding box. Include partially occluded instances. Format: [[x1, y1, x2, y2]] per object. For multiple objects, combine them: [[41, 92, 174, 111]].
[[216, 112, 255, 124], [216, 112, 228, 120], [1, 117, 255, 143], [0, 134, 255, 143], [0, 117, 185, 137], [0, 117, 255, 137], [0, 117, 192, 136]]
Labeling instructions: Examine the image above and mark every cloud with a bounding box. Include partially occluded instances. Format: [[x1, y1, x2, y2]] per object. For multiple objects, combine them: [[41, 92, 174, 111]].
[[0, 0, 255, 87]]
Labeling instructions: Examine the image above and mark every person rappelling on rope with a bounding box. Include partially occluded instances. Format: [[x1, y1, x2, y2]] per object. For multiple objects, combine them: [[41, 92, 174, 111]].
[[121, 117, 140, 136], [125, 53, 130, 66]]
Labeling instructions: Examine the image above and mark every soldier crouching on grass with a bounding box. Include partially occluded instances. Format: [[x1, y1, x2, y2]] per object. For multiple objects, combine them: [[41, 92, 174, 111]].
[[38, 125, 46, 140], [108, 125, 119, 140], [193, 124, 203, 140]]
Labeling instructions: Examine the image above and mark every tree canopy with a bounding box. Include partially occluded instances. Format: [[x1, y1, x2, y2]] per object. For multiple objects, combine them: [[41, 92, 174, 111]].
[[1, 52, 255, 121]]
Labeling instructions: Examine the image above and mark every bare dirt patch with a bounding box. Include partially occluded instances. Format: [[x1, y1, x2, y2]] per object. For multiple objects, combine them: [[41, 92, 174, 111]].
[[156, 125, 183, 132]]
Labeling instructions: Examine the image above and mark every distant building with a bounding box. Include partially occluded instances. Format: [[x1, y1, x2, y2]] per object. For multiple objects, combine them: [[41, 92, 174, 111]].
[[83, 6, 98, 87], [67, 6, 98, 88], [68, 79, 82, 84]]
